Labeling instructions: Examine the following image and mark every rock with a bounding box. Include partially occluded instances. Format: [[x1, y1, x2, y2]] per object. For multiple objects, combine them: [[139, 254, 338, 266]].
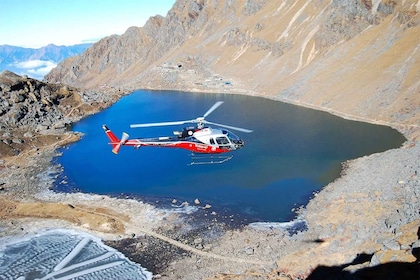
[[194, 198, 200, 205], [2, 132, 11, 138], [17, 94, 25, 103], [370, 249, 417, 267], [23, 132, 33, 138], [59, 86, 71, 96], [41, 98, 53, 107], [412, 240, 420, 249], [28, 91, 38, 102], [53, 121, 66, 129], [382, 239, 400, 251], [36, 124, 49, 131], [244, 247, 254, 255], [14, 110, 25, 123], [12, 138, 24, 144]]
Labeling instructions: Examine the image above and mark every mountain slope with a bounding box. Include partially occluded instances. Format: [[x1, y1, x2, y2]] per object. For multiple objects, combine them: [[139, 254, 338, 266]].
[[44, 0, 420, 136]]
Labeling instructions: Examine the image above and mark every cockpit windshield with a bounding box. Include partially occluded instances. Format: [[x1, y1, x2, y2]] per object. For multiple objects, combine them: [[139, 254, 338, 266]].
[[223, 130, 243, 145]]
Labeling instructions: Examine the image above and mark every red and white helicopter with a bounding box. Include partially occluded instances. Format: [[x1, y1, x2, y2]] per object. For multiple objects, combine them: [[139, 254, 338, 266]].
[[102, 101, 252, 164]]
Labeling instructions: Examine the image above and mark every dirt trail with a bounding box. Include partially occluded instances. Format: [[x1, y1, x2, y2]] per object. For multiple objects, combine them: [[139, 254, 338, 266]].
[[93, 204, 274, 266]]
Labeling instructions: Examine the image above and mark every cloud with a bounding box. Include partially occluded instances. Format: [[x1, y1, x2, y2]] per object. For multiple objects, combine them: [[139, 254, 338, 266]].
[[13, 60, 56, 69], [27, 64, 57, 77], [10, 60, 57, 80]]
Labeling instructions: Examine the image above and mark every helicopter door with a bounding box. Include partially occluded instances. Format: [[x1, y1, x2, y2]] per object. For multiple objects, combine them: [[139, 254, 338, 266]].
[[216, 136, 231, 149]]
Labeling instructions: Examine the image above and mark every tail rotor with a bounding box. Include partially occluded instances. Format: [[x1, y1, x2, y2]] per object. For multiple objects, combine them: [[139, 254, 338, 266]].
[[112, 132, 129, 154], [103, 125, 129, 154]]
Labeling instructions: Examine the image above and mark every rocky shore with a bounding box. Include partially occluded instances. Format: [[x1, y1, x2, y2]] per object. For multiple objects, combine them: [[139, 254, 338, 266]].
[[0, 71, 419, 279]]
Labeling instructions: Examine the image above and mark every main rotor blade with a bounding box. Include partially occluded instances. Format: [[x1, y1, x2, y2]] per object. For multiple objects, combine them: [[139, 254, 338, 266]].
[[203, 101, 224, 118], [206, 121, 253, 133], [130, 120, 191, 128]]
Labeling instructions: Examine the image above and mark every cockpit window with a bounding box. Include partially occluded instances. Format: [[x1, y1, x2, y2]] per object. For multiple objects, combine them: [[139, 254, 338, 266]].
[[215, 130, 244, 150], [224, 131, 242, 145]]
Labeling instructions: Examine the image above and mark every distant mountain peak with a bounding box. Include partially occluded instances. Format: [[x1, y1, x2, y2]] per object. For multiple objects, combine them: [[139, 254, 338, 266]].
[[0, 43, 92, 80]]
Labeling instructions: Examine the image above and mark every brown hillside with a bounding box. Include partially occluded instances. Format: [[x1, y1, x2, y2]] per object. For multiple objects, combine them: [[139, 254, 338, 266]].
[[44, 0, 420, 137]]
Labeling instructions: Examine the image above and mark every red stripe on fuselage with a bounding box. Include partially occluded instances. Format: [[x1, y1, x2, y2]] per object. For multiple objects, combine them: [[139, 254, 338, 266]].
[[122, 140, 229, 154]]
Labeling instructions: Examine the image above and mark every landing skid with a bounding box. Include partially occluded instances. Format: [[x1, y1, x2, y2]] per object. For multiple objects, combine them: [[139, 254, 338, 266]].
[[189, 153, 233, 165]]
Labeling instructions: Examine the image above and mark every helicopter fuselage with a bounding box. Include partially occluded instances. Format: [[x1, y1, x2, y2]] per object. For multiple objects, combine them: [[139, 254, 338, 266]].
[[103, 125, 244, 154]]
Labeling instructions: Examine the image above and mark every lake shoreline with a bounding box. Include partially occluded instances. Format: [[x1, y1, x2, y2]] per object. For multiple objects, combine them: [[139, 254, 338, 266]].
[[0, 90, 418, 279], [58, 90, 400, 224]]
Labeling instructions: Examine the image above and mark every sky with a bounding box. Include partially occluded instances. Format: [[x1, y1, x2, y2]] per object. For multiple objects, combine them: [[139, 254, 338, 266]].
[[0, 0, 176, 48]]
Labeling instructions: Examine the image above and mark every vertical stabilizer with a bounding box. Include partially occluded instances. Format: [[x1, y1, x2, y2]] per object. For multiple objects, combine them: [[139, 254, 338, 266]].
[[102, 125, 128, 154]]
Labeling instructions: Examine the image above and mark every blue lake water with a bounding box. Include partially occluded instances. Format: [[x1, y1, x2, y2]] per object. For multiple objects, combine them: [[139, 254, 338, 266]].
[[55, 90, 406, 223]]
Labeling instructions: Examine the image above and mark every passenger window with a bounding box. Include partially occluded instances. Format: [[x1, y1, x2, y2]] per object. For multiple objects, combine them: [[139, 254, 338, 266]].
[[216, 137, 230, 146], [210, 138, 215, 145]]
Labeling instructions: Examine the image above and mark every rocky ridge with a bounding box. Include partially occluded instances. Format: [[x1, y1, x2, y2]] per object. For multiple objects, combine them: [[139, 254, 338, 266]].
[[0, 70, 123, 159]]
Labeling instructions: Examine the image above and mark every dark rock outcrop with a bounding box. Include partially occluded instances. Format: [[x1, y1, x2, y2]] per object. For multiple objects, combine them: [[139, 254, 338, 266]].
[[1, 71, 75, 129], [0, 70, 123, 158]]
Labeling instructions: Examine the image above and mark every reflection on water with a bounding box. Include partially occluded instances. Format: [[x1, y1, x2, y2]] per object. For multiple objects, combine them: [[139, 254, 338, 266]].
[[55, 90, 405, 222]]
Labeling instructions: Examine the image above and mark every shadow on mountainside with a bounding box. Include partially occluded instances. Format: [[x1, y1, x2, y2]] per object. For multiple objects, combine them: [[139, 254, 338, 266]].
[[307, 228, 420, 280], [307, 259, 419, 280]]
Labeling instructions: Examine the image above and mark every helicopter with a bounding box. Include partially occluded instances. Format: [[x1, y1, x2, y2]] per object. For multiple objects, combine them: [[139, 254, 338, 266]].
[[102, 101, 252, 164]]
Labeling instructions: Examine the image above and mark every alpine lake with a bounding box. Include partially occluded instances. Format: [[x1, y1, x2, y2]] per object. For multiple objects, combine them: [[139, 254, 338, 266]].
[[54, 90, 406, 224]]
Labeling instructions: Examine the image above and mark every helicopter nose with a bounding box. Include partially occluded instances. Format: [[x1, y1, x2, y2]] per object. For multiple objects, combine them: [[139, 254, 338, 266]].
[[234, 140, 244, 149]]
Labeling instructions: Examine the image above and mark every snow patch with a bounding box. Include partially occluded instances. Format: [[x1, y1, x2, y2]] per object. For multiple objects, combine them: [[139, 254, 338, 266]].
[[0, 229, 152, 280], [249, 217, 308, 235]]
